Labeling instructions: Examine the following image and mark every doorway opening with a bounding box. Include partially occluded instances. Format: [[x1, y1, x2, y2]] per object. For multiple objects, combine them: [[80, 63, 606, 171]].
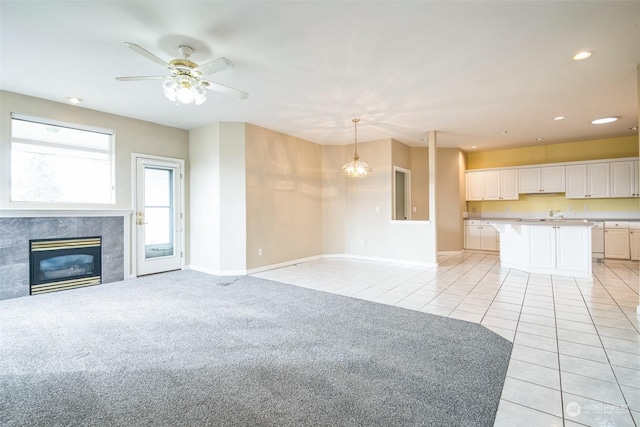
[[393, 166, 411, 220]]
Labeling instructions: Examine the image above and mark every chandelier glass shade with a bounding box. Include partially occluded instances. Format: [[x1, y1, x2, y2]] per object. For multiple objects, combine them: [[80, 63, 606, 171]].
[[340, 118, 371, 178], [162, 74, 207, 105]]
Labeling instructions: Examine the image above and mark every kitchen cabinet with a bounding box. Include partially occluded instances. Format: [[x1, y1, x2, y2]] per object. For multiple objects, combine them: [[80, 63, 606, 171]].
[[610, 160, 639, 198], [565, 162, 610, 199], [604, 221, 630, 260], [495, 221, 592, 279], [519, 166, 565, 193], [529, 225, 590, 273], [498, 169, 519, 200], [466, 169, 518, 201], [466, 171, 484, 201], [464, 220, 498, 251], [630, 223, 640, 261]]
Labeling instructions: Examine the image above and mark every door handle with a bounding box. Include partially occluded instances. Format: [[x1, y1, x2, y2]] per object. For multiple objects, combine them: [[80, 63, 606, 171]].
[[136, 211, 147, 225]]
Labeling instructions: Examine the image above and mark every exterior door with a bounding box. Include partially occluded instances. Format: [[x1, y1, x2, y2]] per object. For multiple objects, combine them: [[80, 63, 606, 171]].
[[135, 156, 183, 276]]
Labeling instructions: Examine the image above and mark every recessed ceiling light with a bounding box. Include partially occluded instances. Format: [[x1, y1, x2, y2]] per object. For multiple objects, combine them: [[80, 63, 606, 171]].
[[470, 145, 478, 149], [553, 116, 566, 121], [498, 130, 508, 135], [67, 97, 83, 104], [591, 116, 620, 125], [573, 51, 592, 61]]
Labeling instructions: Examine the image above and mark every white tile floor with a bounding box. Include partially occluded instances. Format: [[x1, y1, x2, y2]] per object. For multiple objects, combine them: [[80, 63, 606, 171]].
[[252, 252, 640, 426]]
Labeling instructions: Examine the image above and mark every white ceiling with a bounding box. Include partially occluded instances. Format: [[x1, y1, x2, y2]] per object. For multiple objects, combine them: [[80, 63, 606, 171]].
[[1, 1, 639, 150]]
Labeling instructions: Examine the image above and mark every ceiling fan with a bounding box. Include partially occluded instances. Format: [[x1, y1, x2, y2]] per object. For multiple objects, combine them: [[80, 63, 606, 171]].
[[116, 42, 248, 105]]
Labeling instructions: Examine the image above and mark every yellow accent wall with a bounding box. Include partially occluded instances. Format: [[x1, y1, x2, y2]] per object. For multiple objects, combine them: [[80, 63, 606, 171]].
[[468, 195, 639, 217], [466, 135, 639, 215], [468, 136, 638, 169]]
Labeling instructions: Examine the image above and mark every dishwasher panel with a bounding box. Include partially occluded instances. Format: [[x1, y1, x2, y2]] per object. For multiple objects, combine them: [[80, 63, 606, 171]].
[[591, 222, 604, 261]]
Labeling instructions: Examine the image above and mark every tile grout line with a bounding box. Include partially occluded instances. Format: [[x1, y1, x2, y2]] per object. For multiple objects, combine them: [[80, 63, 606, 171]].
[[572, 265, 638, 424]]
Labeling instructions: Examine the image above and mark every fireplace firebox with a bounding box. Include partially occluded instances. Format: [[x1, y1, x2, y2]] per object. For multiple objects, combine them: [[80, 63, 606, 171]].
[[29, 237, 102, 295]]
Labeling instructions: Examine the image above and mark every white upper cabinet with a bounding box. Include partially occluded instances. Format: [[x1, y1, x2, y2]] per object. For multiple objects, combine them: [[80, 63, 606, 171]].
[[588, 162, 611, 198], [519, 166, 565, 193], [482, 170, 501, 200], [466, 171, 484, 201], [565, 164, 587, 198], [468, 157, 637, 200], [499, 169, 519, 200], [566, 162, 610, 199], [466, 169, 518, 201], [610, 160, 639, 198]]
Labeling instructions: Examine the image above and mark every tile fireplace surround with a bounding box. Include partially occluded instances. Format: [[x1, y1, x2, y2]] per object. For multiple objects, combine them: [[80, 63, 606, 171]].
[[0, 216, 124, 300]]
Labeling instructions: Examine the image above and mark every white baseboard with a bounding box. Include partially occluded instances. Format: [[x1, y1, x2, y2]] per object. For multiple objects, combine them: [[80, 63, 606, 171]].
[[438, 250, 464, 256], [185, 265, 247, 276], [319, 253, 438, 268], [188, 253, 439, 278]]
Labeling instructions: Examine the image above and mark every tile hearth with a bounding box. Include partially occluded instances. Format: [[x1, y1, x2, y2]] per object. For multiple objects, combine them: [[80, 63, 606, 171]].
[[0, 216, 124, 300]]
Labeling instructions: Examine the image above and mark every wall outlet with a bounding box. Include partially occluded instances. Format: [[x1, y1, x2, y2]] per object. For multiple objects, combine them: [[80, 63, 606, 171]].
[[375, 206, 380, 213], [506, 206, 510, 212], [258, 248, 262, 256], [584, 205, 589, 212], [413, 206, 417, 212]]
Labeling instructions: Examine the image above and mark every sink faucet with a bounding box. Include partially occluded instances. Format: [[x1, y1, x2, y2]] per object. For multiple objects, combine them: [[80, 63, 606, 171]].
[[548, 209, 564, 219]]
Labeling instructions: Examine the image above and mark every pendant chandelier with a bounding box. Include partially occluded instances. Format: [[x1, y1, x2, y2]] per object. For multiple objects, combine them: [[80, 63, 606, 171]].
[[340, 118, 372, 178]]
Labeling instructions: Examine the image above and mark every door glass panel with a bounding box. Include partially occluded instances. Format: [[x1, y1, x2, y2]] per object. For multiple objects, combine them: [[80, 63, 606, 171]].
[[144, 167, 174, 259]]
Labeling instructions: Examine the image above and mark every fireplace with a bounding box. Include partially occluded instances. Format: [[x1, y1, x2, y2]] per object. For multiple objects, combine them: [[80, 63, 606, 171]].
[[30, 237, 102, 295]]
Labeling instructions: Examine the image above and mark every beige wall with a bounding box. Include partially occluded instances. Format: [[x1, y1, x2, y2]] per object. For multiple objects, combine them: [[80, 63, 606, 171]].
[[0, 91, 190, 273], [0, 91, 189, 210], [245, 124, 323, 269], [637, 62, 639, 312], [321, 145, 348, 254], [410, 147, 429, 221], [341, 139, 437, 264], [0, 91, 453, 272], [437, 148, 466, 251]]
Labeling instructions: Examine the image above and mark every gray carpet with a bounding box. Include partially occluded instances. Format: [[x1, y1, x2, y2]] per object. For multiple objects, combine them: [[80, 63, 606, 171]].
[[0, 270, 512, 426]]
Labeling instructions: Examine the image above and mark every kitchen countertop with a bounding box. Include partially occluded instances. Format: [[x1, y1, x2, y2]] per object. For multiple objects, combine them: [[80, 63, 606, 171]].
[[466, 217, 640, 223]]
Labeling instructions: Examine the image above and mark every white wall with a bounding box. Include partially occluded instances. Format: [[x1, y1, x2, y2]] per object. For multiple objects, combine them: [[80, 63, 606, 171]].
[[189, 122, 246, 274]]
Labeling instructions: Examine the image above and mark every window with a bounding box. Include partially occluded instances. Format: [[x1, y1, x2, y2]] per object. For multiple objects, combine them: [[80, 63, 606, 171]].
[[10, 114, 115, 204]]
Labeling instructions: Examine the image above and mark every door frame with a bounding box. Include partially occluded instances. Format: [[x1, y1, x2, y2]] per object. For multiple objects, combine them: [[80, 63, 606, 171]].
[[393, 166, 412, 220], [131, 153, 185, 277]]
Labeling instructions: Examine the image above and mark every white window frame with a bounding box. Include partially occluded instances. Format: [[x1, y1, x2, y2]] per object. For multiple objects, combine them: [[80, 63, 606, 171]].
[[9, 113, 116, 206]]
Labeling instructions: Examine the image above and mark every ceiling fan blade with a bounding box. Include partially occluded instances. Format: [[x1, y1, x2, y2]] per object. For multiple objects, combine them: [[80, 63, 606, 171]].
[[197, 57, 235, 76], [116, 76, 165, 81], [202, 80, 249, 100], [124, 42, 169, 68]]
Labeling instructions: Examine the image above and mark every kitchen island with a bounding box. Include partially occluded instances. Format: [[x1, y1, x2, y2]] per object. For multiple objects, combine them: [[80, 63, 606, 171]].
[[490, 219, 593, 280]]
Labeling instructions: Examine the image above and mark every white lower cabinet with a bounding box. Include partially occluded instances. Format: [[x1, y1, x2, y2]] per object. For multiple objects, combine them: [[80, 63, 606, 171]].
[[496, 222, 592, 279], [464, 220, 498, 251], [529, 225, 590, 274], [604, 222, 630, 260], [630, 223, 640, 261]]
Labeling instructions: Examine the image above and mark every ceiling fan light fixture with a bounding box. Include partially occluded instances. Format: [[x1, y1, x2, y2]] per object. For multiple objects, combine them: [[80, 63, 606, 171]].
[[340, 118, 372, 178], [163, 74, 207, 105]]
